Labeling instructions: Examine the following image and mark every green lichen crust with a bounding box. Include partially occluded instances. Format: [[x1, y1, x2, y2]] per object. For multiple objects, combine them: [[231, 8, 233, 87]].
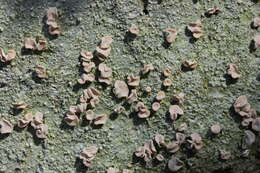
[[0, 0, 259, 172]]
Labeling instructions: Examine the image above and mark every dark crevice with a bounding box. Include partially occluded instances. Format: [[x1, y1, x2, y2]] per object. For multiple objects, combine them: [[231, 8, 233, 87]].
[[0, 82, 7, 88], [143, 9, 149, 15], [142, 0, 149, 15]]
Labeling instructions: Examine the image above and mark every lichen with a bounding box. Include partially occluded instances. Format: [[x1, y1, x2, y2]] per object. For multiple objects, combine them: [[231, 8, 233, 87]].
[[0, 0, 259, 172]]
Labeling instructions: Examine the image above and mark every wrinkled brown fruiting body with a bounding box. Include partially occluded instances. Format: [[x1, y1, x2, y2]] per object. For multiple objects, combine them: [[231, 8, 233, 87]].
[[168, 156, 184, 172], [156, 91, 165, 101], [13, 103, 28, 110], [182, 60, 198, 70], [17, 119, 30, 128], [82, 61, 95, 73], [78, 73, 95, 84], [227, 64, 241, 79], [80, 51, 95, 78], [107, 167, 120, 173], [135, 102, 150, 118], [90, 97, 100, 108], [254, 35, 260, 48], [252, 118, 260, 132], [155, 154, 164, 162], [167, 141, 180, 153], [35, 65, 48, 79], [35, 123, 48, 139], [145, 86, 152, 93], [127, 74, 140, 87], [100, 36, 113, 49], [31, 112, 44, 129], [206, 7, 220, 15], [187, 133, 203, 150], [23, 113, 33, 121], [98, 77, 112, 85], [94, 114, 108, 125], [244, 130, 255, 146], [114, 106, 125, 113], [129, 26, 140, 36], [95, 46, 112, 61], [141, 64, 154, 75], [17, 112, 33, 128], [64, 87, 103, 126], [113, 80, 129, 98], [253, 17, 260, 28], [76, 103, 88, 113], [241, 117, 253, 127], [85, 109, 108, 125], [122, 169, 133, 173], [17, 112, 48, 139], [163, 68, 172, 77], [85, 110, 95, 121], [80, 88, 101, 103], [154, 134, 166, 147], [36, 36, 48, 51], [233, 96, 257, 128], [152, 102, 160, 112], [164, 29, 178, 44], [46, 7, 58, 25], [163, 78, 172, 87], [169, 105, 184, 121], [172, 93, 185, 105], [127, 89, 138, 104], [178, 123, 188, 132], [176, 133, 186, 144], [0, 48, 16, 62], [220, 151, 231, 160], [135, 140, 157, 162], [80, 51, 93, 62], [46, 7, 61, 35], [0, 120, 13, 134], [96, 36, 113, 61], [65, 114, 80, 127], [24, 37, 47, 51], [48, 25, 61, 35], [138, 108, 151, 118], [210, 124, 221, 134], [98, 63, 112, 85], [99, 63, 112, 78], [80, 146, 98, 168], [24, 39, 37, 50], [187, 20, 203, 38], [234, 96, 250, 115]]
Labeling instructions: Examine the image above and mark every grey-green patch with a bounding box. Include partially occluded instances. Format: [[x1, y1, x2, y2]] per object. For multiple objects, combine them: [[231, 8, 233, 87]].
[[0, 0, 259, 173]]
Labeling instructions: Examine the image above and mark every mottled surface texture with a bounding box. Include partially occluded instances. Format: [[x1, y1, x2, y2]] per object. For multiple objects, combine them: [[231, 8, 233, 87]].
[[0, 0, 260, 173]]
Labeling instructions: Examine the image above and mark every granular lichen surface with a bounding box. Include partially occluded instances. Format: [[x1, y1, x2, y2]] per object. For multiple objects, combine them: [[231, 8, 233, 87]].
[[0, 0, 259, 173]]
